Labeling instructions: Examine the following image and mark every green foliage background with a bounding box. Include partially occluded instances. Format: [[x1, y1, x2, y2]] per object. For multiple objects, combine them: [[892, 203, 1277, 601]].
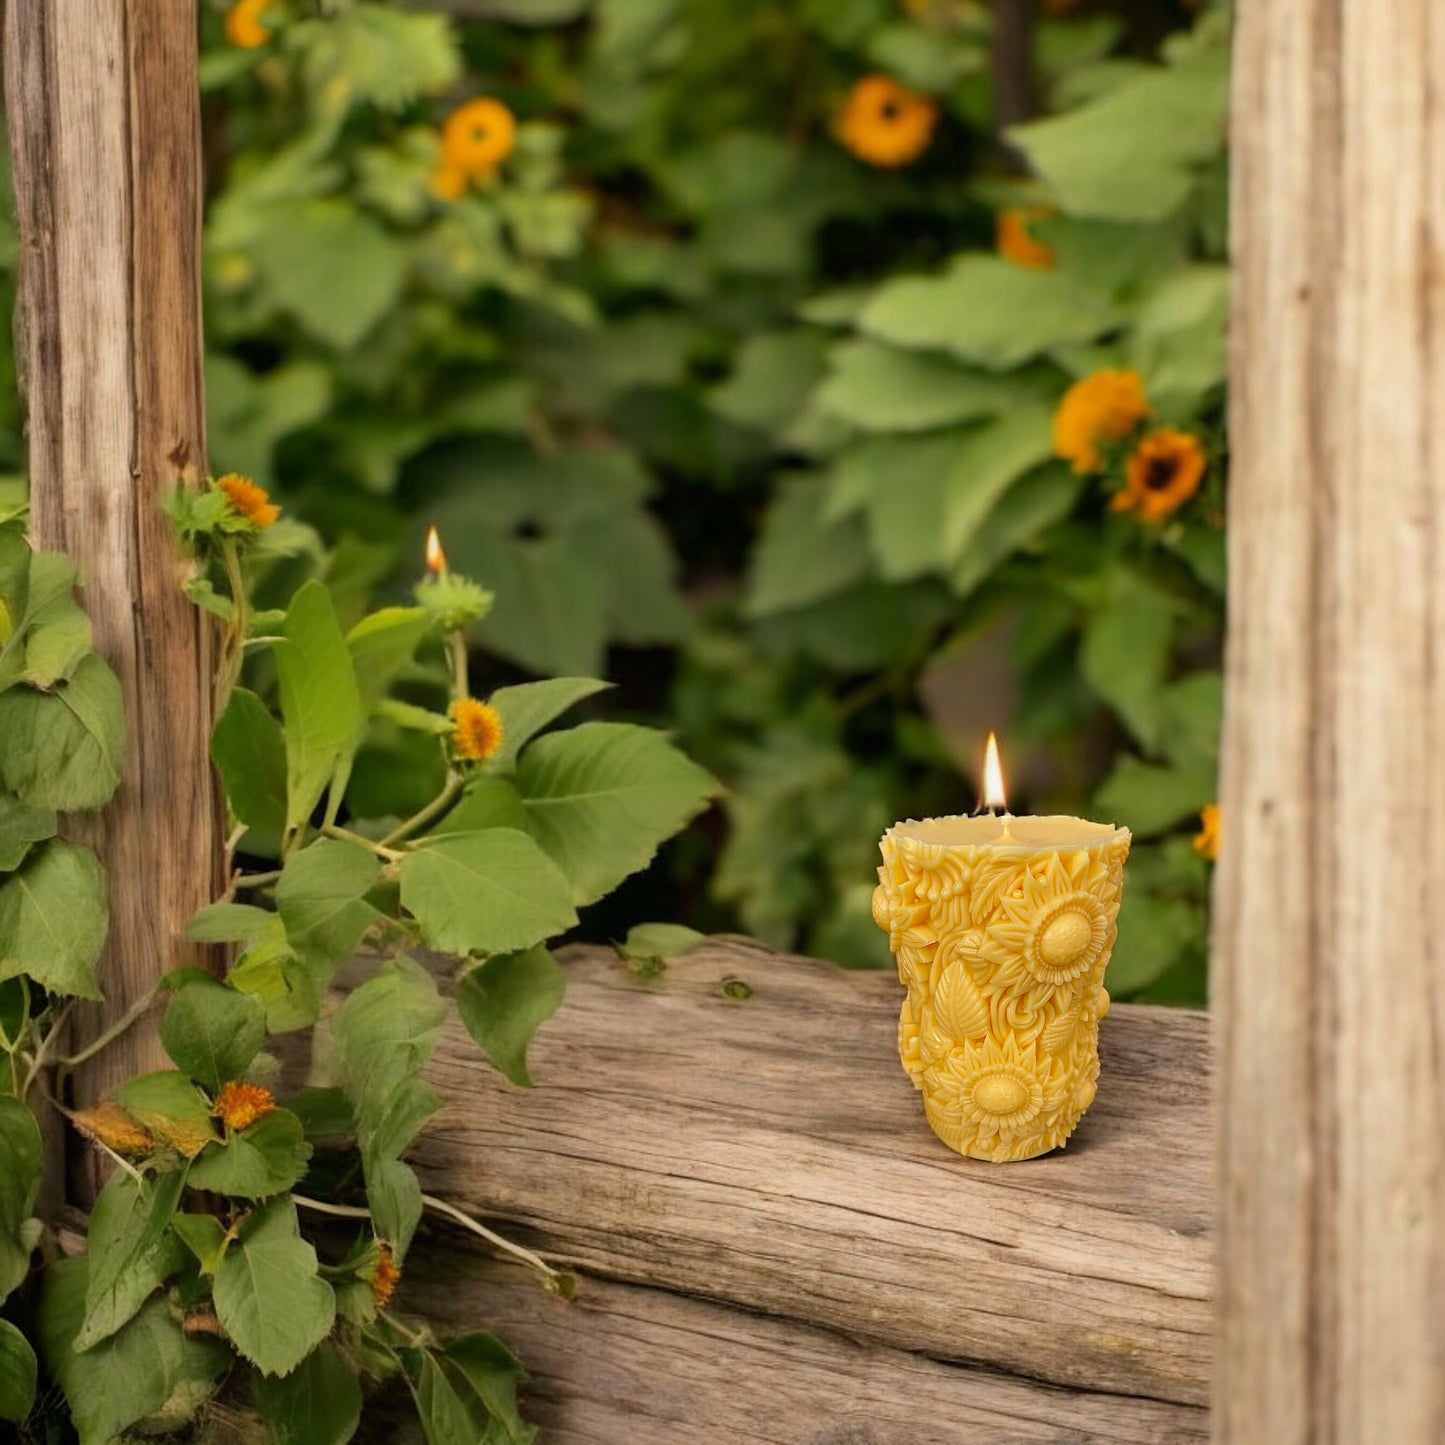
[[7, 0, 1229, 1004]]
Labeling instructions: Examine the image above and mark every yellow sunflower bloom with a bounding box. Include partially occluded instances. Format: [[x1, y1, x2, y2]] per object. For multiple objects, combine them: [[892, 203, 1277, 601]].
[[442, 98, 518, 178], [216, 473, 280, 530], [214, 1081, 276, 1132], [450, 697, 504, 762], [371, 1243, 401, 1310], [1193, 803, 1221, 861], [1113, 428, 1208, 522], [226, 0, 272, 50], [1052, 369, 1151, 474], [836, 75, 938, 169], [429, 162, 469, 202], [996, 207, 1057, 271], [924, 1031, 1071, 1158]]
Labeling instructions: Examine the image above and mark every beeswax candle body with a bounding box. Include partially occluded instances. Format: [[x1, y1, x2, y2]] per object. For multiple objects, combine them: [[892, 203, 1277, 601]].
[[873, 815, 1131, 1163]]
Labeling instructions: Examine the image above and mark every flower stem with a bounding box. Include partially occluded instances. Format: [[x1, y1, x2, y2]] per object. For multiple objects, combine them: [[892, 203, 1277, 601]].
[[379, 773, 463, 849], [53, 987, 160, 1074], [420, 1191, 563, 1287], [447, 630, 469, 701], [321, 824, 403, 863]]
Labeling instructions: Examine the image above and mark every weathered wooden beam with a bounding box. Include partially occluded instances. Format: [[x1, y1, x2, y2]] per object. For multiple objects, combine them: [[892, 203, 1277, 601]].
[[5, 2, 221, 1132], [415, 940, 1212, 1412], [1219, 3, 1445, 1440], [400, 1253, 1209, 1444]]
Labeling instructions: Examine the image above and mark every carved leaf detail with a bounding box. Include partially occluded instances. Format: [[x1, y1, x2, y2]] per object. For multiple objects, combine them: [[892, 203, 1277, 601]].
[[933, 962, 989, 1042], [1040, 1004, 1082, 1056]]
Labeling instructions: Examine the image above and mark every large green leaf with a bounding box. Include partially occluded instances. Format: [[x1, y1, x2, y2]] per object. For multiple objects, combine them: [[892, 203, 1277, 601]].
[[77, 1168, 188, 1350], [0, 795, 55, 872], [441, 1333, 533, 1445], [815, 340, 1039, 433], [275, 838, 381, 969], [0, 840, 108, 999], [400, 830, 577, 955], [515, 722, 718, 906], [187, 1108, 312, 1199], [1012, 48, 1228, 221], [253, 1340, 363, 1445], [746, 475, 873, 616], [860, 256, 1118, 369], [212, 687, 288, 854], [1093, 757, 1214, 837], [295, 5, 460, 113], [1080, 583, 1176, 750], [1108, 891, 1203, 995], [487, 677, 611, 767], [1128, 264, 1229, 399], [213, 1198, 335, 1378], [0, 653, 124, 810], [0, 1096, 42, 1302], [40, 1259, 193, 1445], [951, 464, 1082, 597], [941, 408, 1055, 563], [160, 975, 267, 1093], [366, 1155, 423, 1261], [113, 1072, 218, 1158], [16, 552, 91, 687], [251, 199, 407, 350], [348, 607, 430, 709], [708, 329, 830, 436], [275, 581, 363, 834], [0, 1319, 36, 1424], [456, 947, 564, 1088], [432, 777, 528, 835]]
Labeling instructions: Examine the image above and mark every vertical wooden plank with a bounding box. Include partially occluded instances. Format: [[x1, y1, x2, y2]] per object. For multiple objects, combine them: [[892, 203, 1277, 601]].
[[1219, 0, 1445, 1439], [5, 2, 220, 1156]]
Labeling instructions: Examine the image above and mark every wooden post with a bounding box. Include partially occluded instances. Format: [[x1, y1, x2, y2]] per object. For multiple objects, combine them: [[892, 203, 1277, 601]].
[[1218, 3, 1445, 1439], [5, 5, 221, 1141]]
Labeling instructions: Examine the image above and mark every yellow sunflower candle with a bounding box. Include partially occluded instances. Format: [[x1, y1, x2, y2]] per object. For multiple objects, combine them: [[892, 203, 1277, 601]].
[[873, 735, 1130, 1162]]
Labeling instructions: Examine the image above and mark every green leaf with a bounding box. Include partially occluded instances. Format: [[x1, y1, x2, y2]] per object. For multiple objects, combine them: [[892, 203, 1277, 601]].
[[1011, 49, 1228, 221], [1108, 891, 1202, 995], [275, 581, 363, 834], [1129, 265, 1229, 399], [400, 830, 578, 955], [77, 1167, 188, 1350], [815, 340, 1036, 433], [228, 921, 323, 1034], [1093, 757, 1214, 837], [113, 1072, 218, 1158], [0, 841, 108, 999], [160, 975, 267, 1092], [331, 956, 445, 1163], [941, 409, 1056, 563], [275, 838, 381, 969], [0, 1096, 42, 1302], [188, 1108, 312, 1199], [171, 1213, 228, 1276], [17, 553, 91, 687], [618, 923, 706, 965], [708, 329, 830, 436], [746, 475, 872, 615], [951, 464, 1082, 597], [348, 607, 430, 709], [1080, 585, 1175, 750], [441, 1333, 533, 1445], [212, 687, 288, 855], [0, 1319, 36, 1424], [251, 199, 407, 350], [213, 1198, 335, 1378], [456, 947, 564, 1087], [0, 795, 56, 871], [515, 723, 719, 906], [487, 677, 612, 767], [366, 1156, 423, 1261], [295, 5, 460, 113], [1159, 671, 1223, 770], [431, 778, 528, 835], [253, 1340, 363, 1445], [0, 653, 124, 810], [41, 1260, 188, 1445], [409, 1348, 490, 1445], [186, 902, 276, 945], [860, 256, 1117, 369]]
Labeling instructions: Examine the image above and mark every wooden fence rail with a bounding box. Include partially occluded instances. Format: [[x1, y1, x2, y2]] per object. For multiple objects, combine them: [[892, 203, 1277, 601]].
[[401, 939, 1212, 1442]]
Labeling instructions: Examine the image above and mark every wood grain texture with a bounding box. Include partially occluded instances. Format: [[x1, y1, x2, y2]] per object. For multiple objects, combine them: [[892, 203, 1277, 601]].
[[5, 1, 221, 1135], [415, 939, 1212, 1409], [395, 1253, 1208, 1444], [1220, 2, 1445, 1439]]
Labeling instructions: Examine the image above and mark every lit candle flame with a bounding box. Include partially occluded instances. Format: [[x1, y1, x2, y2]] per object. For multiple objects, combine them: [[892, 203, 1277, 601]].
[[981, 732, 1008, 814], [425, 525, 447, 574]]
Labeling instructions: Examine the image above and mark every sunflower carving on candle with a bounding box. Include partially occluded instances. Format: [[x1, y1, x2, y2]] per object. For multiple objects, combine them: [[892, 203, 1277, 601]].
[[874, 737, 1130, 1162]]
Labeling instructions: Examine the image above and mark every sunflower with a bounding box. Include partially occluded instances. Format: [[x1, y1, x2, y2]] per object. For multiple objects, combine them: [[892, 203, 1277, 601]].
[[225, 0, 272, 49], [216, 472, 280, 530], [370, 1243, 401, 1310], [1113, 429, 1207, 521], [441, 98, 517, 178], [996, 207, 1057, 271], [1193, 803, 1221, 861], [429, 163, 469, 202], [975, 846, 1122, 992], [925, 1031, 1069, 1150], [836, 75, 938, 169], [1052, 369, 1151, 474], [450, 697, 504, 762], [214, 1081, 276, 1132]]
